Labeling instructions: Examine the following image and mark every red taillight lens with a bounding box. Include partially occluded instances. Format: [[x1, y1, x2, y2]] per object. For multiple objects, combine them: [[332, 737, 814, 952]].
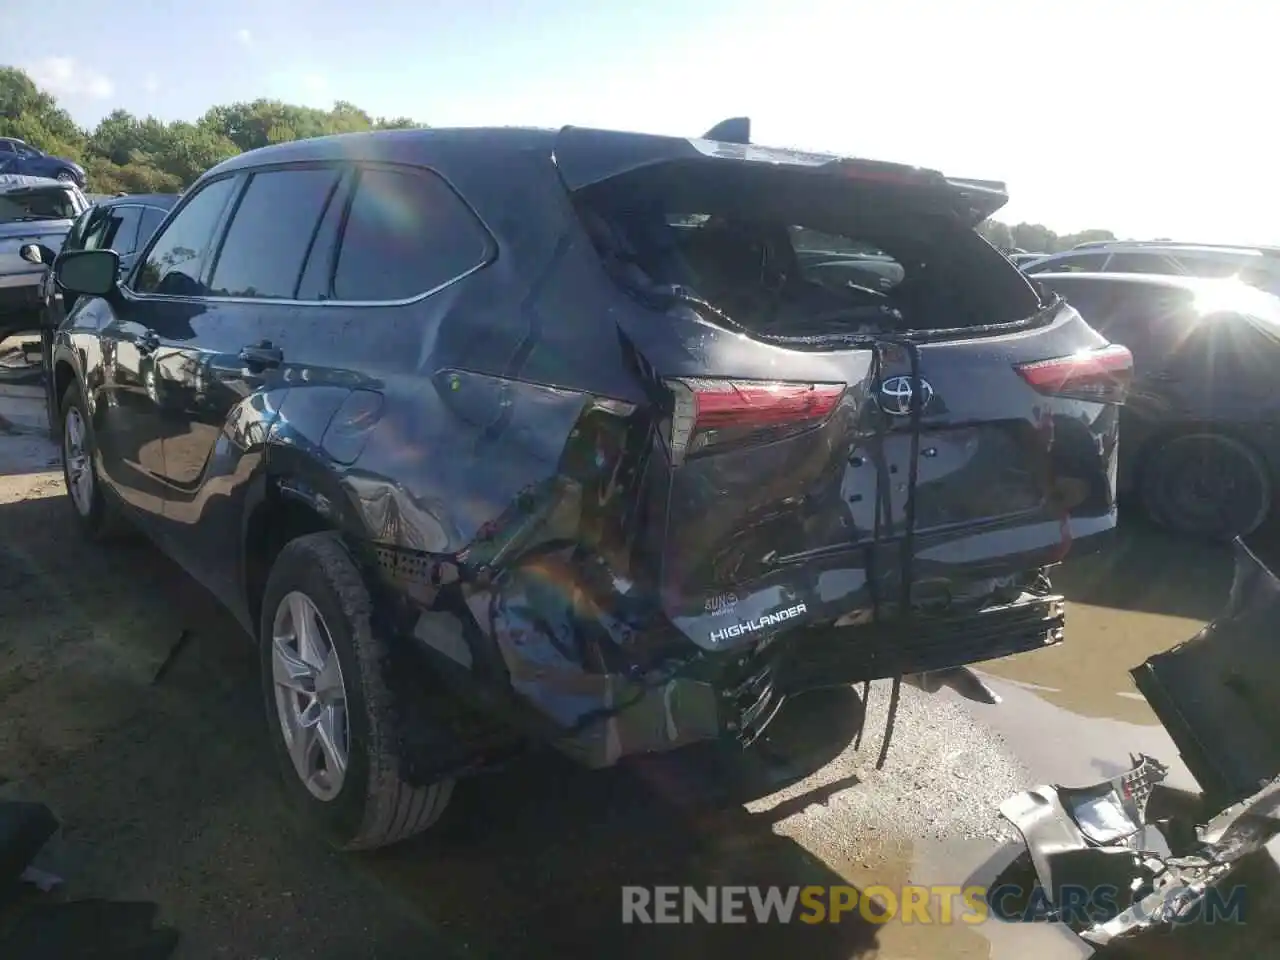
[[1014, 344, 1133, 403], [665, 378, 845, 463]]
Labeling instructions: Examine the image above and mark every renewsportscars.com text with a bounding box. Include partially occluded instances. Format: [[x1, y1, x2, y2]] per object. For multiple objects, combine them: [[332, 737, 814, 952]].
[[622, 884, 1248, 926]]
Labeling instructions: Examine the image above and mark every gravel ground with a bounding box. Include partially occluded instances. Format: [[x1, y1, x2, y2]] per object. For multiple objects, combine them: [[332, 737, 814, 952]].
[[0, 383, 1251, 960]]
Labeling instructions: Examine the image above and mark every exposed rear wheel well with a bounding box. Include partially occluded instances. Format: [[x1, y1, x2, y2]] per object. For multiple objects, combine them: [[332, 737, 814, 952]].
[[244, 489, 334, 629]]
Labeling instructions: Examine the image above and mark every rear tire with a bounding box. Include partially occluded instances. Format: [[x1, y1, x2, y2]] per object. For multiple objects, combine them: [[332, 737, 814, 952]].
[[1140, 433, 1271, 541], [59, 381, 130, 541], [260, 531, 454, 850]]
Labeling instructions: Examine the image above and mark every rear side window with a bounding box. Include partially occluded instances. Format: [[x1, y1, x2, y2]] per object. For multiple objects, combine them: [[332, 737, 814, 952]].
[[1105, 253, 1179, 275], [331, 166, 490, 302], [210, 167, 341, 299], [1026, 253, 1107, 274], [134, 177, 238, 296]]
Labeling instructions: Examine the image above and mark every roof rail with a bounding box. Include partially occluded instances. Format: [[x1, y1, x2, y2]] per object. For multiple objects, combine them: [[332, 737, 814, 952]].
[[1073, 238, 1280, 257]]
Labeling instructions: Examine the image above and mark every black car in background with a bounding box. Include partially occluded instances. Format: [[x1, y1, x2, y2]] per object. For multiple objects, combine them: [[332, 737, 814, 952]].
[[48, 121, 1129, 850], [1035, 271, 1280, 539], [20, 192, 178, 431], [38, 193, 179, 316]]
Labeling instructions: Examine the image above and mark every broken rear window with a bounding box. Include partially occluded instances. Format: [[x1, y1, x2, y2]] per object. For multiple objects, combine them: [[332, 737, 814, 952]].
[[575, 161, 1042, 342]]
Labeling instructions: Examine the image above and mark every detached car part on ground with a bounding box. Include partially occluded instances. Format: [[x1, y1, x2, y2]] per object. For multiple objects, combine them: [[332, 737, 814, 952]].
[[48, 118, 1130, 850], [999, 541, 1280, 951]]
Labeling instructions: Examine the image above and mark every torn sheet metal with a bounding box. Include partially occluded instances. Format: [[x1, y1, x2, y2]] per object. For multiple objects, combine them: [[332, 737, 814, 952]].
[[1132, 539, 1280, 806], [481, 551, 724, 768]]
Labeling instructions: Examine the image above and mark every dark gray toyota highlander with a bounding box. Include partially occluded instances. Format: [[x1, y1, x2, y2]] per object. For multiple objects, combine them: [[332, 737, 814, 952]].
[[48, 120, 1130, 849]]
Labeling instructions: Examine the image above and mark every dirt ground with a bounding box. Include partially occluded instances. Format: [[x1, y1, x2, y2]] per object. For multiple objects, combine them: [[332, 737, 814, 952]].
[[0, 379, 1260, 960]]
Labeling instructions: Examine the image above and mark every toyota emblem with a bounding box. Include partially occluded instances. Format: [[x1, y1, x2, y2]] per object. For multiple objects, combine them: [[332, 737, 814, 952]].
[[878, 376, 934, 416]]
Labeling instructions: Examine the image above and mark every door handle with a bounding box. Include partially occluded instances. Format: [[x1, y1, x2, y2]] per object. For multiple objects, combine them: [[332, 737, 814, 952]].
[[138, 330, 160, 354], [239, 341, 283, 370]]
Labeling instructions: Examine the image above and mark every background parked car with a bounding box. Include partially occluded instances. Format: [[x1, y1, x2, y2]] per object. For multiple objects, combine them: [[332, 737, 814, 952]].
[[27, 192, 179, 433], [0, 137, 87, 187], [1023, 241, 1280, 295], [1035, 270, 1280, 540], [0, 175, 89, 340], [1007, 251, 1049, 267]]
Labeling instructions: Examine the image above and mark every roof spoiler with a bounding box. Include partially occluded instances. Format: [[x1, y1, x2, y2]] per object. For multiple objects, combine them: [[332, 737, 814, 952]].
[[945, 177, 1010, 224], [701, 117, 751, 144]]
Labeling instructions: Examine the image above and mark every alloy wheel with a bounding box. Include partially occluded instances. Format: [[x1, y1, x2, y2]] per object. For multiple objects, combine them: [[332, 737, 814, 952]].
[[63, 407, 93, 517], [271, 591, 351, 801]]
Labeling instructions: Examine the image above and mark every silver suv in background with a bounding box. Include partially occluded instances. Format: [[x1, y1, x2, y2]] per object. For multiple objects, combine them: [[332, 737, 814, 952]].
[[0, 175, 89, 338], [1021, 241, 1280, 295]]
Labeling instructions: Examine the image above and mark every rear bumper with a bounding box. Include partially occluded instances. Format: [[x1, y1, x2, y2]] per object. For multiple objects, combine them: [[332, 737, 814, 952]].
[[454, 575, 1065, 769], [722, 587, 1065, 744]]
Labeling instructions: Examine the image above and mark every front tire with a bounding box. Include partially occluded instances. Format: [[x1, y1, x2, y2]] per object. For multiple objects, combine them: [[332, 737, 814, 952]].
[[55, 169, 77, 183], [260, 531, 454, 850], [1140, 433, 1272, 541]]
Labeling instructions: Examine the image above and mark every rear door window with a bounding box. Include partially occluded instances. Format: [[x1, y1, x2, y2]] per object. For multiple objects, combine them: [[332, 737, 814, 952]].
[[295, 174, 353, 301], [209, 166, 341, 299], [133, 177, 239, 296], [330, 165, 491, 302]]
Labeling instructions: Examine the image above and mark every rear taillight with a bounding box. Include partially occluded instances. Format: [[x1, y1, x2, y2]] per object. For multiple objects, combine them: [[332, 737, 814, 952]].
[[1014, 344, 1133, 403], [665, 378, 845, 464]]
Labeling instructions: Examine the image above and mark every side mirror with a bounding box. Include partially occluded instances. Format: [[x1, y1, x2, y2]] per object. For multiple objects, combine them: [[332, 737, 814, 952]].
[[19, 243, 57, 266], [55, 249, 120, 298]]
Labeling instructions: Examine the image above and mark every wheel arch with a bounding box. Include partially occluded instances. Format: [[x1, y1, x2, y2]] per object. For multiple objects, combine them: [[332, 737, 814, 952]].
[[241, 444, 374, 632]]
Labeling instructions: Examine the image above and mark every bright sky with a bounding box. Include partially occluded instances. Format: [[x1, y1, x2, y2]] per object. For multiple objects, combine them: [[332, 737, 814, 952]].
[[2, 0, 1275, 243]]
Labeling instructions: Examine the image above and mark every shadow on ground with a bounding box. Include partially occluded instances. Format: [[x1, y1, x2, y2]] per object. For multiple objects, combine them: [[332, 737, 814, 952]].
[[0, 492, 885, 959], [1052, 513, 1235, 622]]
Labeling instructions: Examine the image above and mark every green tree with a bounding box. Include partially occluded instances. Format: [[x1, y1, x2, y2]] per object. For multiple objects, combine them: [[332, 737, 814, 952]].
[[977, 219, 1014, 250], [0, 66, 86, 162], [3, 65, 431, 192]]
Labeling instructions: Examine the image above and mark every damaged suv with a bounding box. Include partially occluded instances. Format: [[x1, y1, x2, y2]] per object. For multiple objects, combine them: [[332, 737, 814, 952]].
[[48, 119, 1130, 849]]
